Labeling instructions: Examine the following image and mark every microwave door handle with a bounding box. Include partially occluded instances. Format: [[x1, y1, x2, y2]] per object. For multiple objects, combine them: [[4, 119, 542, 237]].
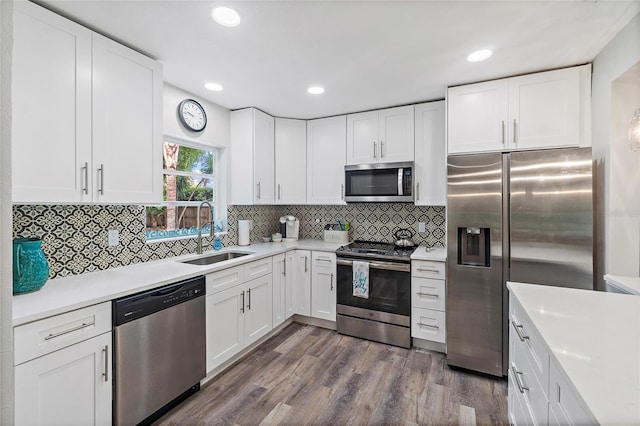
[[398, 168, 403, 196]]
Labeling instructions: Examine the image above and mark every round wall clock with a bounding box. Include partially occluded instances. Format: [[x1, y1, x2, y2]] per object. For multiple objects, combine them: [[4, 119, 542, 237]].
[[178, 99, 207, 132]]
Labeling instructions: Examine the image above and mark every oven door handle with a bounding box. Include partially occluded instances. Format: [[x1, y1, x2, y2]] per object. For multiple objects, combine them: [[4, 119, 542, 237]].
[[336, 258, 410, 272]]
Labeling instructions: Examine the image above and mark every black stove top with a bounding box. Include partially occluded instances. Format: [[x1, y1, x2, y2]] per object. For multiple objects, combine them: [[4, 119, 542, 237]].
[[336, 240, 416, 262]]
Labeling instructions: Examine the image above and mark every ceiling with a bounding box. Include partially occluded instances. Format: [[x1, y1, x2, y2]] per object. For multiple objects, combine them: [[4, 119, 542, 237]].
[[39, 0, 640, 120]]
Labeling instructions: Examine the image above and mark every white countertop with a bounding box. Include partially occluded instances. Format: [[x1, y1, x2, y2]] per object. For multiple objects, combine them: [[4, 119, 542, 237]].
[[507, 282, 640, 425], [411, 245, 447, 261], [13, 239, 343, 326], [604, 274, 640, 295]]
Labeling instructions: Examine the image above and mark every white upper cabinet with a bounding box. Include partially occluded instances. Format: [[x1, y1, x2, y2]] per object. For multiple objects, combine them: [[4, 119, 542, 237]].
[[91, 34, 162, 203], [447, 65, 591, 154], [230, 108, 275, 205], [414, 101, 446, 206], [306, 115, 347, 204], [12, 1, 162, 204], [275, 118, 307, 204], [346, 105, 414, 164]]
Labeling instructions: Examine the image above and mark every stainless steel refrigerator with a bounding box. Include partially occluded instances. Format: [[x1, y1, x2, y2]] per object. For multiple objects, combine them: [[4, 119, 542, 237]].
[[446, 147, 593, 377]]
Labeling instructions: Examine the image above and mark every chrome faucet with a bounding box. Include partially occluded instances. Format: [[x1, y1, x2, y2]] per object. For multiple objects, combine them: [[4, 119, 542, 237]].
[[197, 201, 214, 255]]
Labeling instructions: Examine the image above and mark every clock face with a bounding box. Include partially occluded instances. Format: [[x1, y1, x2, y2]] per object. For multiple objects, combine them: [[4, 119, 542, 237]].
[[178, 99, 207, 132]]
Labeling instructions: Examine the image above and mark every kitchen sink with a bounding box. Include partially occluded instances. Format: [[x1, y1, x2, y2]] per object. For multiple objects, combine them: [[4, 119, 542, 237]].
[[180, 252, 250, 266]]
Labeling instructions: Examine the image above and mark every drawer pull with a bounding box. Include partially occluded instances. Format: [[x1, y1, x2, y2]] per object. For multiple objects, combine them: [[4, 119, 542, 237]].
[[316, 257, 332, 262], [102, 345, 109, 382], [417, 322, 439, 329], [417, 292, 439, 298], [511, 320, 529, 342], [511, 366, 529, 393], [417, 267, 439, 273], [44, 321, 94, 341]]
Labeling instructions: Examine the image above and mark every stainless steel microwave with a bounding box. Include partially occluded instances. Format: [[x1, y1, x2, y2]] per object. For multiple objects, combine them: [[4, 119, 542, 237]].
[[344, 162, 414, 203]]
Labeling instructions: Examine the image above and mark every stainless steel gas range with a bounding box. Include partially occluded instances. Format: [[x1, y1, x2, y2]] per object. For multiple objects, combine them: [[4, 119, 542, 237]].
[[335, 241, 416, 348]]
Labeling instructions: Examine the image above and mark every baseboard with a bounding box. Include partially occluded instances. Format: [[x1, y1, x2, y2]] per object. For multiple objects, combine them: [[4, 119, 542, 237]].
[[412, 337, 446, 353], [293, 314, 336, 330]]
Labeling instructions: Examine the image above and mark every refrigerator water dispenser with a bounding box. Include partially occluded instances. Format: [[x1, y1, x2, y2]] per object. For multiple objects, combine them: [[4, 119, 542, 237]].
[[458, 227, 490, 267]]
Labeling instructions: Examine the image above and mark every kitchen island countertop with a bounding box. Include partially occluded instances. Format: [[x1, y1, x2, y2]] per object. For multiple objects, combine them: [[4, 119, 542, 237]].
[[508, 281, 640, 425], [13, 239, 342, 326]]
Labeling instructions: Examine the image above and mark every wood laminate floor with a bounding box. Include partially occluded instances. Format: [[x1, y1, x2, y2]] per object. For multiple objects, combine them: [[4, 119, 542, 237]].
[[156, 323, 508, 426]]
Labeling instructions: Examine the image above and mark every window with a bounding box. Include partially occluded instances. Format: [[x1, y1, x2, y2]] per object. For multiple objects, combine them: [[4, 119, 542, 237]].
[[146, 137, 219, 241]]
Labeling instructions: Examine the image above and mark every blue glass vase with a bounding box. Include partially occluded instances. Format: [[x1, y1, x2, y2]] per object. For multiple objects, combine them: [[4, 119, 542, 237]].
[[13, 238, 50, 294]]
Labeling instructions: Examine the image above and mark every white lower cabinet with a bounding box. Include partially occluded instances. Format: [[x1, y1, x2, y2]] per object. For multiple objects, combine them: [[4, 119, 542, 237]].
[[411, 259, 446, 348], [273, 254, 287, 327], [206, 262, 273, 373], [14, 302, 112, 426], [311, 252, 337, 321], [293, 250, 312, 316]]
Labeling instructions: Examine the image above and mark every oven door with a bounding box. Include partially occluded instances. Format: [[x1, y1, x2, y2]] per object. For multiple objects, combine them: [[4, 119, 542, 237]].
[[336, 258, 411, 317]]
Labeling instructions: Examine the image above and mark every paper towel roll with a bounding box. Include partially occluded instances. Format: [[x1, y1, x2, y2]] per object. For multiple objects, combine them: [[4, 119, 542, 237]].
[[238, 220, 251, 246]]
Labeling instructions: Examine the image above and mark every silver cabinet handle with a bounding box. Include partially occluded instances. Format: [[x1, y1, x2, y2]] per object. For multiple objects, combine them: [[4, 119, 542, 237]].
[[380, 140, 384, 159], [102, 345, 109, 382], [82, 162, 89, 195], [417, 322, 439, 329], [373, 141, 377, 159], [501, 121, 505, 146], [511, 320, 529, 342], [511, 365, 529, 393], [417, 267, 439, 273], [316, 257, 332, 262], [44, 321, 94, 340], [330, 273, 334, 291], [277, 183, 281, 200], [341, 184, 344, 200], [416, 182, 420, 201], [247, 288, 251, 310], [98, 164, 104, 195], [417, 292, 439, 298], [304, 256, 308, 272], [256, 182, 261, 200], [241, 291, 245, 313], [513, 119, 517, 145], [283, 258, 286, 276]]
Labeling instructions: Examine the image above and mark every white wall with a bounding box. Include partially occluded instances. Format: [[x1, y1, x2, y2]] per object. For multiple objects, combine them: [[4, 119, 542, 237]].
[[592, 12, 640, 285], [162, 83, 231, 225], [0, 1, 14, 423]]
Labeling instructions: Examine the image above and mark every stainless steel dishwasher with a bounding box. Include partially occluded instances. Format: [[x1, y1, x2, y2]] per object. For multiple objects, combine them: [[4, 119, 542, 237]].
[[113, 275, 206, 425]]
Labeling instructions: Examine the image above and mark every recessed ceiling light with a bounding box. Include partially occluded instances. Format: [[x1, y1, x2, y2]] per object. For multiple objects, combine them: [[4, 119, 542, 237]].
[[467, 49, 493, 62], [204, 82, 223, 91], [308, 86, 325, 95], [212, 6, 241, 27]]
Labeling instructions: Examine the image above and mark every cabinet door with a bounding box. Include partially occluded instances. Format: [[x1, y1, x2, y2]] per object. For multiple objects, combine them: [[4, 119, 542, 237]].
[[230, 108, 255, 204], [509, 66, 584, 150], [284, 251, 296, 319], [272, 255, 286, 327], [307, 116, 347, 204], [12, 2, 92, 203], [15, 332, 112, 426], [311, 253, 336, 321], [447, 80, 508, 154], [379, 105, 415, 162], [92, 33, 162, 204], [275, 118, 307, 204], [346, 111, 378, 164], [414, 101, 446, 205], [253, 109, 275, 204], [293, 250, 312, 316], [244, 275, 273, 346], [206, 287, 244, 372]]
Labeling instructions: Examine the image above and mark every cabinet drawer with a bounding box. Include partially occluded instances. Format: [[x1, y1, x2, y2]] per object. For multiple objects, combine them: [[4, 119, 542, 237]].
[[14, 301, 111, 365], [411, 260, 445, 280], [510, 298, 549, 385], [312, 252, 336, 266], [206, 265, 244, 295], [510, 329, 549, 426], [244, 258, 273, 281], [411, 277, 445, 311], [549, 357, 595, 425], [508, 369, 536, 426], [411, 307, 445, 343]]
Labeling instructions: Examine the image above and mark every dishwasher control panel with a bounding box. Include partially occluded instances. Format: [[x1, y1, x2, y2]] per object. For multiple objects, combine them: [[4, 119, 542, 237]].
[[113, 275, 205, 326]]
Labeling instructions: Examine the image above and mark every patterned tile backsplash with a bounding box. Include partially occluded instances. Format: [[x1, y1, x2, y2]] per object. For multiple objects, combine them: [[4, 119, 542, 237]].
[[13, 203, 446, 279]]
